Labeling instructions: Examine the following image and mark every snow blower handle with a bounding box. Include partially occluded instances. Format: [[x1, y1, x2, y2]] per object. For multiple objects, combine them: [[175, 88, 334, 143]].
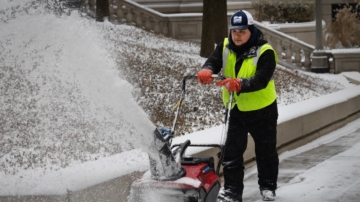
[[216, 91, 234, 175], [170, 74, 225, 137], [211, 74, 226, 80]]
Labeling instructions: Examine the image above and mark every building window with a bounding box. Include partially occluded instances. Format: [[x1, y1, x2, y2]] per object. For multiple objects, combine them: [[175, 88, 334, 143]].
[[331, 3, 360, 22]]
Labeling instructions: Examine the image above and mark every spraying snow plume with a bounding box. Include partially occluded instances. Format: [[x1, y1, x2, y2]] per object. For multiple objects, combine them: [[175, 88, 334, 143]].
[[0, 0, 156, 174]]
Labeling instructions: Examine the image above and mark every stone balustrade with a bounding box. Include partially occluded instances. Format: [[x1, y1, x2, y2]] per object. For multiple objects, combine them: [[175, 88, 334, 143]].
[[326, 49, 360, 74], [109, 0, 170, 36], [107, 0, 203, 40], [254, 22, 315, 71]]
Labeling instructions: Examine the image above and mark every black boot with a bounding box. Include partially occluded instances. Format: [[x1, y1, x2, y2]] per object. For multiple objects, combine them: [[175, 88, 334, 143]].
[[260, 187, 276, 201], [218, 187, 242, 202]]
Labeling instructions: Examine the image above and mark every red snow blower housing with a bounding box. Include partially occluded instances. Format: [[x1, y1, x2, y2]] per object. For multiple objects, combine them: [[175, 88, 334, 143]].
[[130, 75, 233, 202]]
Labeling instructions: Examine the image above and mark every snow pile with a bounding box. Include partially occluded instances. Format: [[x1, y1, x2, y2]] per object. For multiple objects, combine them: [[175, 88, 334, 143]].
[[0, 149, 148, 195], [0, 1, 155, 175]]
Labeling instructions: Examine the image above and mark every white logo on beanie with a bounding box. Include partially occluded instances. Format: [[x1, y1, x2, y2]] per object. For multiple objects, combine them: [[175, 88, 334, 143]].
[[233, 16, 242, 24]]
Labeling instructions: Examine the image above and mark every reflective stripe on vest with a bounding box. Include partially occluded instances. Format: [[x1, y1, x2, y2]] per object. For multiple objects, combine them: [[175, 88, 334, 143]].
[[221, 38, 278, 111]]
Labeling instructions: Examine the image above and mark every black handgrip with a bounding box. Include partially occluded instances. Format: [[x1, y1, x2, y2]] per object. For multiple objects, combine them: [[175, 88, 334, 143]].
[[179, 140, 191, 158], [171, 140, 191, 158]]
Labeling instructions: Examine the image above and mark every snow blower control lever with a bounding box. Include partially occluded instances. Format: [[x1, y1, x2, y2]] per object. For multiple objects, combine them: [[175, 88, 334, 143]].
[[170, 74, 225, 138]]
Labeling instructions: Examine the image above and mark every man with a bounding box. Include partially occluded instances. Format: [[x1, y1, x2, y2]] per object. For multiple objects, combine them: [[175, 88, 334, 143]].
[[197, 10, 279, 202]]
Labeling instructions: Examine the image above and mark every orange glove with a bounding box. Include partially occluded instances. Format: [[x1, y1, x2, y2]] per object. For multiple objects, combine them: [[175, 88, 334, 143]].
[[216, 78, 242, 92], [197, 69, 213, 84]]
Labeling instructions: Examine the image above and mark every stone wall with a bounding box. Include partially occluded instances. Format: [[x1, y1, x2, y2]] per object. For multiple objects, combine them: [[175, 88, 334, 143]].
[[262, 21, 320, 46], [328, 49, 360, 73]]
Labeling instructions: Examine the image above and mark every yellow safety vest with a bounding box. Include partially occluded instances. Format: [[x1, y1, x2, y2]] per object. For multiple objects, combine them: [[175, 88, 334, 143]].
[[222, 38, 278, 111]]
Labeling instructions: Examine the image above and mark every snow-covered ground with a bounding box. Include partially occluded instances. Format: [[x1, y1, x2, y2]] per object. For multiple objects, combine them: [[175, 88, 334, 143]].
[[270, 119, 360, 202], [1, 0, 360, 201]]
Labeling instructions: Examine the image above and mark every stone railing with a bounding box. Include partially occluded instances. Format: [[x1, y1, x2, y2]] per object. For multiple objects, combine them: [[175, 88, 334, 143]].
[[325, 49, 360, 74], [254, 22, 315, 71], [107, 0, 203, 40]]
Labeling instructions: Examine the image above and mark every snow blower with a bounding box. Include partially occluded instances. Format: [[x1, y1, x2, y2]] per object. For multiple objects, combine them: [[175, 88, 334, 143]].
[[129, 75, 234, 202]]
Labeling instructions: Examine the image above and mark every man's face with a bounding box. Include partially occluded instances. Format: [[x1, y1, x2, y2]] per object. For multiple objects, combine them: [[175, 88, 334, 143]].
[[231, 29, 251, 46]]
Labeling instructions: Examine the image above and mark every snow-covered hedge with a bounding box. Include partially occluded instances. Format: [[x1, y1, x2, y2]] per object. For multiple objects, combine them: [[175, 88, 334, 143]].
[[252, 0, 315, 23]]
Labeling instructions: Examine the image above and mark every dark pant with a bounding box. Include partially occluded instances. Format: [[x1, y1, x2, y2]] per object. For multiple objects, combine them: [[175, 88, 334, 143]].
[[222, 104, 279, 199]]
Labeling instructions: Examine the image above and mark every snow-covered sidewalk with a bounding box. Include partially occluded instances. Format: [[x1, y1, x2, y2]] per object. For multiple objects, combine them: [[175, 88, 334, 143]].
[[242, 118, 360, 202]]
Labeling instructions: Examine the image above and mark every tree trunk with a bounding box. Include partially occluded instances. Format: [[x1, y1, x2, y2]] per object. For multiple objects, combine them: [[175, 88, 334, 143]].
[[200, 0, 216, 57], [213, 0, 228, 44], [96, 0, 110, 22], [200, 0, 228, 57]]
